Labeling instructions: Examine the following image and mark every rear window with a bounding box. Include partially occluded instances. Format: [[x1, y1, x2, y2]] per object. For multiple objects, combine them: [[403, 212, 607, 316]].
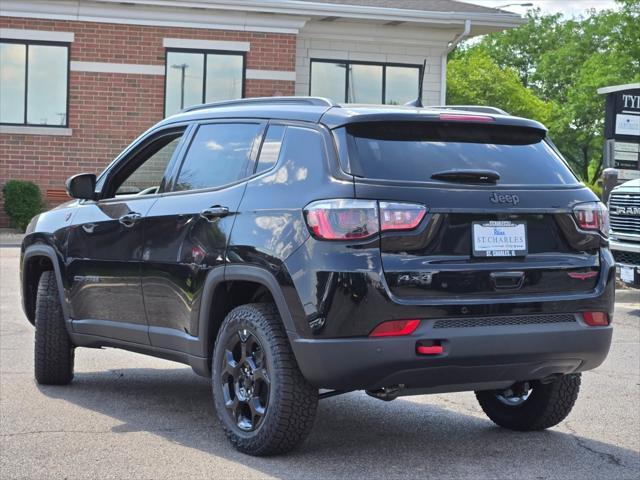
[[339, 122, 579, 185]]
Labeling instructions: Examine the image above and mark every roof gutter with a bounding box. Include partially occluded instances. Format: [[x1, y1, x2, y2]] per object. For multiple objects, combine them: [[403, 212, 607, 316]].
[[90, 0, 525, 28], [441, 19, 471, 105]]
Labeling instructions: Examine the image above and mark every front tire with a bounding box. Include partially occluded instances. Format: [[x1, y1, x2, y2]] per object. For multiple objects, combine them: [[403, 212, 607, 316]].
[[34, 271, 74, 385], [475, 374, 581, 431], [212, 303, 318, 456]]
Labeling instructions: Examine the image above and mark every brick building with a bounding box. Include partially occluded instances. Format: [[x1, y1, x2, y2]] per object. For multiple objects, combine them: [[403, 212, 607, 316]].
[[0, 0, 522, 227]]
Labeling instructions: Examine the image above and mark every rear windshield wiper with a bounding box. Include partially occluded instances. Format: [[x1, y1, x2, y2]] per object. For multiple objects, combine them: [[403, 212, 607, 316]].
[[430, 169, 500, 184]]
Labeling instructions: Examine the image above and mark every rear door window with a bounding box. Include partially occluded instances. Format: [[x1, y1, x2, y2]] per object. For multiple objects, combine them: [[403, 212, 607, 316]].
[[255, 124, 286, 174], [174, 122, 262, 191], [340, 122, 579, 186]]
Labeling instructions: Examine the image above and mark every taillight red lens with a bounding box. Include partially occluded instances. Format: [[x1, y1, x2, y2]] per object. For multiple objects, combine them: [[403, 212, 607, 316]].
[[369, 319, 420, 337], [379, 202, 427, 232], [304, 199, 427, 241], [582, 312, 609, 326], [304, 199, 378, 240], [573, 202, 609, 236]]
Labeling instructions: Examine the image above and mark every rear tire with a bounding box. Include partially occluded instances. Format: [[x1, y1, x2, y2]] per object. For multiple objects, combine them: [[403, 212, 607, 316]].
[[475, 374, 581, 431], [212, 303, 318, 456], [34, 271, 74, 385]]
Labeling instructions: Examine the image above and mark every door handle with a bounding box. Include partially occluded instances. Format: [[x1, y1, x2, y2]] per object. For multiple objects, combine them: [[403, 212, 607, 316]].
[[200, 206, 230, 222], [490, 271, 525, 290], [119, 212, 142, 227]]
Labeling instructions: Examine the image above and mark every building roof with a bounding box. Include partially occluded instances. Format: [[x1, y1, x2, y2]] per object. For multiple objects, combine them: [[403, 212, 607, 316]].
[[597, 83, 640, 95], [1, 0, 524, 34], [295, 0, 504, 14]]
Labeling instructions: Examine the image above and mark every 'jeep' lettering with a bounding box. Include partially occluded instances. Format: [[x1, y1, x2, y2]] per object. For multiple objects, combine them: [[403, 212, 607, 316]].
[[490, 192, 520, 205]]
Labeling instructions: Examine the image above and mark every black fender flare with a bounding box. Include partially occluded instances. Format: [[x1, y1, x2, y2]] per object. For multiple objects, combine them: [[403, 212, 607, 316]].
[[22, 244, 71, 331], [197, 264, 299, 358]]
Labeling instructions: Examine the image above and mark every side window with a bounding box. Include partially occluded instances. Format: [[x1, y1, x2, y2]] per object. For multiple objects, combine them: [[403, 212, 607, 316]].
[[115, 135, 183, 196], [174, 123, 262, 191], [279, 126, 327, 169], [255, 125, 286, 174]]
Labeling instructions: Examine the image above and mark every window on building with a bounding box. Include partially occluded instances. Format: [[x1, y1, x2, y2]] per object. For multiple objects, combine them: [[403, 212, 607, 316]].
[[309, 60, 422, 105], [164, 50, 245, 116], [174, 123, 262, 191], [0, 41, 69, 126]]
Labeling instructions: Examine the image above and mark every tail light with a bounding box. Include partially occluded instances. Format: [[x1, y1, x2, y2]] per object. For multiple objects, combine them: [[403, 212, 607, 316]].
[[304, 199, 378, 240], [582, 311, 609, 326], [369, 319, 420, 337], [379, 202, 427, 231], [304, 199, 427, 241], [573, 202, 609, 237]]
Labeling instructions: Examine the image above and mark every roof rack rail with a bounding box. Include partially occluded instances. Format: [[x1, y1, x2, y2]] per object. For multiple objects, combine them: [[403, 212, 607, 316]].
[[426, 105, 509, 115], [181, 96, 338, 113]]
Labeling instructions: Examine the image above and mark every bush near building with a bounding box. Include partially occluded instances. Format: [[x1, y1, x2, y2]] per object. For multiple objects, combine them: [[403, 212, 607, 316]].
[[2, 180, 44, 232]]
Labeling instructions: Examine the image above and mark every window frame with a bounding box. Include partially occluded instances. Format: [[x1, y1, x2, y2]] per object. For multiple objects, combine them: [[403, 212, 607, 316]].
[[252, 122, 288, 176], [0, 39, 71, 128], [96, 124, 192, 202], [165, 119, 267, 194], [308, 58, 423, 104], [163, 48, 247, 117]]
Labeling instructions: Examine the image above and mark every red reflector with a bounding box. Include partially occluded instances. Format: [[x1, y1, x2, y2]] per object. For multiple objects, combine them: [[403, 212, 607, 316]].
[[582, 312, 609, 326], [439, 113, 494, 123], [568, 271, 598, 280], [417, 345, 443, 355], [370, 319, 420, 337]]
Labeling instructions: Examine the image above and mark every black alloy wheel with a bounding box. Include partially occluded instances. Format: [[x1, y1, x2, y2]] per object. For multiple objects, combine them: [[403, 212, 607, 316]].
[[220, 329, 270, 431], [212, 303, 318, 456]]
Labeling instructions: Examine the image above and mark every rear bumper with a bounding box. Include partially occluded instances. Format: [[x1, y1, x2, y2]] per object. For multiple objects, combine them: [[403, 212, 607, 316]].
[[291, 317, 612, 391]]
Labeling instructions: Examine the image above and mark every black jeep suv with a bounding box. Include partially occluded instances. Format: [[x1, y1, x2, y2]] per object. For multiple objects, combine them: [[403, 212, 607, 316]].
[[20, 97, 614, 456]]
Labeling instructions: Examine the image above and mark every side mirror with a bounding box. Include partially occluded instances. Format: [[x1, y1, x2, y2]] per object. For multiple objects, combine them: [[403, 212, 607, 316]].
[[65, 173, 96, 200]]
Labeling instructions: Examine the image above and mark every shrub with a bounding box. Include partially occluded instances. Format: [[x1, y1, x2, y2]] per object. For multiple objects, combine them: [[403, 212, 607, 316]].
[[2, 180, 44, 232]]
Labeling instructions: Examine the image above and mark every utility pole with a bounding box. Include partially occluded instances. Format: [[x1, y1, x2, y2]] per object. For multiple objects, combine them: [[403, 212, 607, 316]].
[[171, 63, 189, 109]]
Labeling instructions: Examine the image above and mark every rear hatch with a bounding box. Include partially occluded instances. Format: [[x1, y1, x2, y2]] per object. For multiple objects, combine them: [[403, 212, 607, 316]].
[[335, 116, 605, 300]]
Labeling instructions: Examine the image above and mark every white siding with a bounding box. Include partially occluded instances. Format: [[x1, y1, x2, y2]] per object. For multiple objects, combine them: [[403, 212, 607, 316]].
[[296, 21, 457, 106]]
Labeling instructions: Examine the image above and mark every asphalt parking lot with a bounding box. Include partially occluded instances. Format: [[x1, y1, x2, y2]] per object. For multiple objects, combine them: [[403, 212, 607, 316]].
[[1, 246, 639, 479]]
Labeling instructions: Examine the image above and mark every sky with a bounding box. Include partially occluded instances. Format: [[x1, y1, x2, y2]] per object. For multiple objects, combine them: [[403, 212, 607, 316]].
[[461, 0, 620, 17]]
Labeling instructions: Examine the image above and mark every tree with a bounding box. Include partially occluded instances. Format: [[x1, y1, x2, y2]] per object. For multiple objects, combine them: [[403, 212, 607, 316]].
[[449, 0, 640, 184], [447, 51, 554, 125]]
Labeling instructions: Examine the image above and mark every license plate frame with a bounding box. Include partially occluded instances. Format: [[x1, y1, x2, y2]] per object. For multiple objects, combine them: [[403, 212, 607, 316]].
[[472, 221, 528, 257]]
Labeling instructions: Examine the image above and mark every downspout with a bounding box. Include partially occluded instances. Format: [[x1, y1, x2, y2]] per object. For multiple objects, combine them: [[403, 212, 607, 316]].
[[440, 19, 471, 105]]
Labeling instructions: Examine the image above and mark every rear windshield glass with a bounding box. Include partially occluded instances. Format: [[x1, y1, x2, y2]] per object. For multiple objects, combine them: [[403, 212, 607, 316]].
[[340, 122, 579, 185]]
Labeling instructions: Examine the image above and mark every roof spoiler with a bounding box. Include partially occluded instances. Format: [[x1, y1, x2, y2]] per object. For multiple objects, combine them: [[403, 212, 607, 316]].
[[426, 105, 510, 115]]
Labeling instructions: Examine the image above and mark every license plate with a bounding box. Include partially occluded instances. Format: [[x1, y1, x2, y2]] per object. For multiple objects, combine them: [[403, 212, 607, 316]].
[[620, 266, 635, 284], [472, 221, 527, 257]]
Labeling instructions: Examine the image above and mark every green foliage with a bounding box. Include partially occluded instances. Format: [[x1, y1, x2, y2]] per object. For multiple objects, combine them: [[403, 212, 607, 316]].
[[447, 51, 554, 125], [448, 0, 640, 184], [2, 180, 44, 232]]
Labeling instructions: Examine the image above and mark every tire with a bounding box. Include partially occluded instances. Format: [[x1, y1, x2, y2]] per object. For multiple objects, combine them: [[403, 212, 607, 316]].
[[34, 271, 74, 385], [212, 303, 318, 456], [475, 374, 581, 431]]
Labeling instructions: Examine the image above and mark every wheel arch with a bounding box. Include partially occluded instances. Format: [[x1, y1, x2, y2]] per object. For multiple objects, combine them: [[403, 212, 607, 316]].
[[199, 265, 298, 362], [22, 244, 69, 326]]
